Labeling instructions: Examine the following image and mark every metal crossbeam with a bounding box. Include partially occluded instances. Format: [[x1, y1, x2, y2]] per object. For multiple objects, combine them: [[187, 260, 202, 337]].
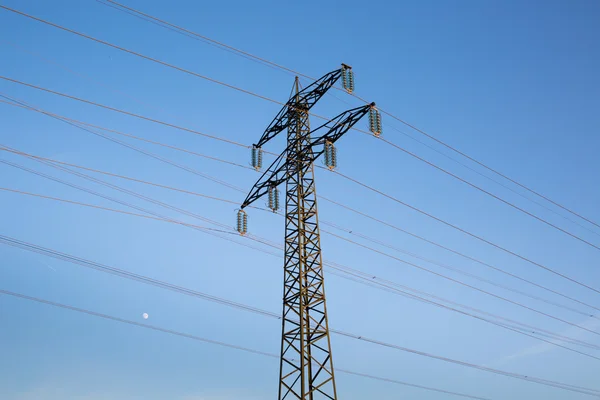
[[254, 66, 348, 149], [241, 103, 373, 210]]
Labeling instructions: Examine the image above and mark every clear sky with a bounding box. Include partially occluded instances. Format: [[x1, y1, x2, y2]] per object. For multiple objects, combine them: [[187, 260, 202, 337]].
[[1, 0, 600, 399]]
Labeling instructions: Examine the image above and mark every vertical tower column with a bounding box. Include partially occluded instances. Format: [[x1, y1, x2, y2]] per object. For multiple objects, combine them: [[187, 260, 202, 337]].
[[278, 78, 338, 400]]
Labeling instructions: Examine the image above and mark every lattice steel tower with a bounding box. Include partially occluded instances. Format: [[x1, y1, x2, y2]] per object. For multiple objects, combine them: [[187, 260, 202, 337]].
[[239, 65, 380, 399]]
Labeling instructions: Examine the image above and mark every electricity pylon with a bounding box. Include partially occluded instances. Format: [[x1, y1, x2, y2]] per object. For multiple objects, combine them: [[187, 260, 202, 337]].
[[239, 64, 379, 399]]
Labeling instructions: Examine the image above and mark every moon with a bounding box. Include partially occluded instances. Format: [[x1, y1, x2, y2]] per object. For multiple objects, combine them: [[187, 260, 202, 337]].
[[142, 313, 149, 320]]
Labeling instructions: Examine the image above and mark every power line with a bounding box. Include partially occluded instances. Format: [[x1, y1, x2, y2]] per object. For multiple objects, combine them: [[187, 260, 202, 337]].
[[373, 135, 600, 250], [322, 218, 598, 320], [337, 121, 600, 252], [95, 1, 297, 78], [14, 107, 596, 333], [0, 240, 599, 397], [0, 5, 282, 106], [327, 265, 600, 352], [2, 7, 597, 246], [8, 0, 596, 378], [0, 97, 256, 170], [0, 38, 175, 117], [2, 78, 598, 299], [4, 145, 597, 323], [2, 3, 596, 394], [9, 139, 600, 358], [1, 147, 234, 231], [0, 95, 284, 267], [96, 0, 600, 232], [0, 98, 294, 265], [5, 130, 598, 327], [4, 92, 599, 323], [331, 170, 600, 295], [3, 96, 597, 317], [0, 94, 246, 192], [0, 157, 280, 261], [2, 68, 598, 252], [7, 143, 598, 339], [3, 93, 599, 354], [0, 288, 495, 400], [98, 0, 308, 79], [4, 92, 600, 332], [4, 74, 599, 292], [0, 77, 250, 149], [322, 229, 600, 339], [377, 120, 600, 238], [3, 174, 600, 356], [0, 186, 235, 232], [2, 93, 598, 315], [4, 170, 584, 351], [5, 154, 600, 361], [0, 150, 242, 205], [0, 39, 278, 161], [377, 108, 600, 231], [319, 195, 600, 313]]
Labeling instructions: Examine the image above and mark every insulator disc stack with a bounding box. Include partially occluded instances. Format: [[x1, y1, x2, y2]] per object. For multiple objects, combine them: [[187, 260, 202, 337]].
[[251, 146, 263, 171], [236, 209, 248, 235], [324, 141, 337, 170], [369, 107, 382, 137], [268, 186, 280, 212], [331, 143, 337, 169], [347, 69, 355, 93], [342, 65, 355, 94]]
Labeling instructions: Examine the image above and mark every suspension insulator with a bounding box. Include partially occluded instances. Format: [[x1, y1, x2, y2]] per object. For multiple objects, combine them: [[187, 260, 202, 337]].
[[330, 143, 337, 170], [268, 186, 280, 212], [251, 146, 263, 171], [369, 107, 382, 137], [236, 209, 248, 235], [347, 69, 355, 93], [341, 64, 354, 94], [324, 141, 337, 170]]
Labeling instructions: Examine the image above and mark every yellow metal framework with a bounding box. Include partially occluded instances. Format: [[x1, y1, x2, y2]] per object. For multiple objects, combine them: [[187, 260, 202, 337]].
[[240, 65, 375, 399]]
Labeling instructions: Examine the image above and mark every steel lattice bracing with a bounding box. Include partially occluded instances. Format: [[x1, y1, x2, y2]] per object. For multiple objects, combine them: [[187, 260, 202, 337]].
[[278, 79, 337, 399]]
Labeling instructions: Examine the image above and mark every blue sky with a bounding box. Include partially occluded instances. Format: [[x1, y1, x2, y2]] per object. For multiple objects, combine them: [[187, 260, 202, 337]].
[[1, 0, 599, 399]]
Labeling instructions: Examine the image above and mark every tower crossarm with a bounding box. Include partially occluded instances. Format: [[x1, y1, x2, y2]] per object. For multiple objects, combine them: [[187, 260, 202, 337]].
[[310, 103, 374, 158], [241, 103, 374, 209], [254, 66, 348, 149]]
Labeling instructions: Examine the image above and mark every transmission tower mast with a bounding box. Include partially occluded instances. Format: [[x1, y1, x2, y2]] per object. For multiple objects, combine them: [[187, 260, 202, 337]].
[[239, 64, 380, 399]]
